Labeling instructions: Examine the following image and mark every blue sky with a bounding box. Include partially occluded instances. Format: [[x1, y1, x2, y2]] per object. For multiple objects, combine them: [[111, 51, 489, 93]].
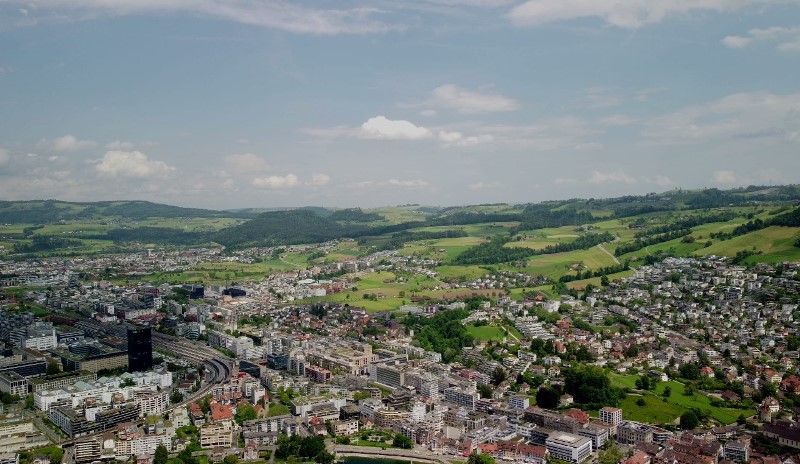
[[0, 0, 798, 209]]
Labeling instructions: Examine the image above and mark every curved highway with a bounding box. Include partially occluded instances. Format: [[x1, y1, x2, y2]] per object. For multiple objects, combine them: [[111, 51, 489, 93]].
[[150, 331, 233, 406]]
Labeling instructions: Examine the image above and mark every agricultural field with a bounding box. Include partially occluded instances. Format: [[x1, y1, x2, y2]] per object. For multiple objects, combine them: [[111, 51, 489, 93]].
[[138, 217, 245, 231], [516, 247, 619, 280], [435, 265, 491, 282], [697, 226, 800, 263], [369, 206, 430, 224]]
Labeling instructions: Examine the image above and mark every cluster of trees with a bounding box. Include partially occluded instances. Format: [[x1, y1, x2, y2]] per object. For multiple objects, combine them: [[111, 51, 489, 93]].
[[634, 374, 657, 391], [160, 440, 203, 464], [563, 365, 624, 409], [275, 434, 335, 464], [452, 237, 538, 265], [79, 226, 210, 246], [558, 262, 630, 283], [235, 402, 257, 424], [467, 452, 497, 464], [513, 205, 596, 231], [731, 249, 761, 265], [405, 309, 474, 363], [0, 391, 20, 404], [309, 304, 327, 319], [393, 433, 414, 449], [536, 385, 562, 408], [529, 338, 557, 358], [329, 208, 383, 222], [13, 235, 83, 253]]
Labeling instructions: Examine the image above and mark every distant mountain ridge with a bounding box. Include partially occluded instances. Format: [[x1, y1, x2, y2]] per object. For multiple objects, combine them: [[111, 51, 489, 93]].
[[3, 185, 800, 251], [0, 200, 252, 224]]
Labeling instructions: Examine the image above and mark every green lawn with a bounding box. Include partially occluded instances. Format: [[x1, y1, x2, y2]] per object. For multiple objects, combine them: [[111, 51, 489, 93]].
[[350, 439, 397, 449], [618, 394, 684, 425], [653, 381, 754, 425], [466, 325, 507, 342], [610, 374, 754, 425], [610, 373, 640, 389]]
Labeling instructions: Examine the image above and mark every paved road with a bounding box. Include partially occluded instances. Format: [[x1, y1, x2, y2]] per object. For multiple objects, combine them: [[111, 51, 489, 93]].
[[331, 444, 465, 464], [23, 409, 63, 443], [63, 445, 76, 464], [279, 255, 303, 268], [597, 236, 621, 265]]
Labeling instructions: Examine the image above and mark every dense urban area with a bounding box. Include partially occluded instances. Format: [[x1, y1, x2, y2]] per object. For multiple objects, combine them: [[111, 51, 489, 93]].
[[2, 189, 800, 464]]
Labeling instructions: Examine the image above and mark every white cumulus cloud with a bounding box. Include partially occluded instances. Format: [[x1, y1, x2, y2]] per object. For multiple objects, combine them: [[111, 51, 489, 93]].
[[349, 178, 430, 190], [651, 175, 674, 187], [722, 26, 800, 50], [431, 84, 519, 113], [94, 151, 174, 178], [225, 153, 271, 172], [590, 170, 637, 184], [509, 0, 772, 29], [387, 178, 429, 188], [37, 134, 97, 152], [437, 131, 494, 147], [359, 116, 433, 140], [642, 91, 800, 143], [8, 0, 399, 35], [252, 174, 299, 189], [712, 170, 738, 184], [469, 181, 501, 190], [309, 173, 331, 186], [106, 140, 135, 150], [721, 35, 752, 48]]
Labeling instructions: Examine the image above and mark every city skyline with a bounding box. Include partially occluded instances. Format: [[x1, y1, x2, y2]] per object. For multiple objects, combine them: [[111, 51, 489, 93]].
[[0, 0, 799, 208]]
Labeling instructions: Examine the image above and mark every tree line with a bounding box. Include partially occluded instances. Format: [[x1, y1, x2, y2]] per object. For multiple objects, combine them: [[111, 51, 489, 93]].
[[711, 206, 800, 241], [632, 211, 737, 238], [453, 232, 614, 265], [614, 229, 692, 256]]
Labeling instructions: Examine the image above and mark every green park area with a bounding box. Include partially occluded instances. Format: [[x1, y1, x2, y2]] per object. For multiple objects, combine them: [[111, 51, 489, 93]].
[[466, 325, 507, 342], [610, 374, 755, 425]]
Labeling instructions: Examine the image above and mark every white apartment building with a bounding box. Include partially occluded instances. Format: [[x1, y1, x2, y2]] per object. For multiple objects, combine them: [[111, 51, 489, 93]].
[[545, 432, 593, 464]]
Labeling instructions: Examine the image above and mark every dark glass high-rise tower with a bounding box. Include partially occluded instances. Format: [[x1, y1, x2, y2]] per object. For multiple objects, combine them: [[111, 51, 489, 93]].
[[127, 327, 152, 372]]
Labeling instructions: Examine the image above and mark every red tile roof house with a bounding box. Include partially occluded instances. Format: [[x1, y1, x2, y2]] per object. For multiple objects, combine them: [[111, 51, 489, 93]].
[[210, 402, 233, 423], [782, 375, 800, 393]]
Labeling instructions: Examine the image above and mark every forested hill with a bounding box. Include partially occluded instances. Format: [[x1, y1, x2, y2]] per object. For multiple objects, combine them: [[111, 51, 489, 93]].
[[0, 200, 252, 223], [211, 209, 355, 248]]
